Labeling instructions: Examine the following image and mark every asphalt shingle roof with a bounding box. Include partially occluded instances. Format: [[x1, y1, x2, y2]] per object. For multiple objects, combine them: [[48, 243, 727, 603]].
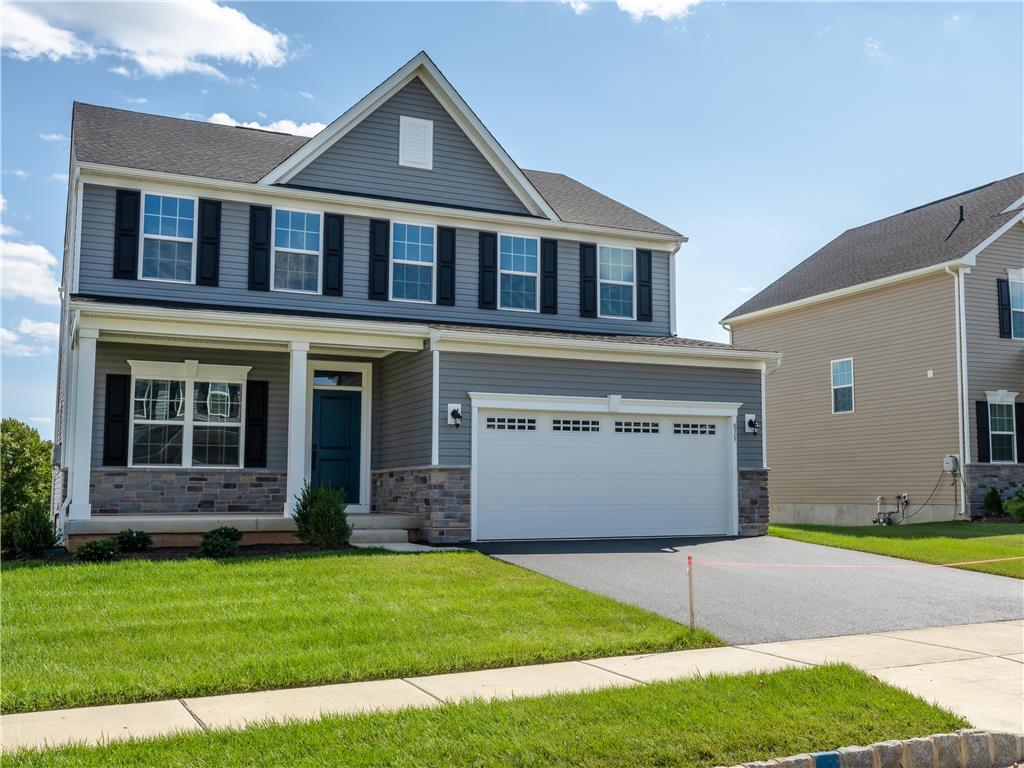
[[71, 103, 680, 237], [724, 173, 1024, 321]]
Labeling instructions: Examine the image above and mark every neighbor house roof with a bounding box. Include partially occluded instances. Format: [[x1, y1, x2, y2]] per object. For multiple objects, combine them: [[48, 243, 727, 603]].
[[723, 173, 1024, 321], [71, 102, 680, 238]]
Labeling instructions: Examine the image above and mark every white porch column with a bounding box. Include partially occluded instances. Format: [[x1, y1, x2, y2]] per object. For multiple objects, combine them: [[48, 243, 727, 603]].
[[285, 341, 310, 516], [69, 328, 99, 520]]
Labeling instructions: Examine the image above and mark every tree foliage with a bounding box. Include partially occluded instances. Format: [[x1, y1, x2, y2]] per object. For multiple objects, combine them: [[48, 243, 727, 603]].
[[1, 419, 53, 555]]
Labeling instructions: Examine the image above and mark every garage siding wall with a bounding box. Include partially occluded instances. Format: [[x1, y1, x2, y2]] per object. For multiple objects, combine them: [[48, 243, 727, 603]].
[[437, 352, 763, 468]]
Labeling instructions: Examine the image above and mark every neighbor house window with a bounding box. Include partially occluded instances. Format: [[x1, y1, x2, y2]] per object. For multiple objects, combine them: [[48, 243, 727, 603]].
[[129, 361, 250, 468], [989, 401, 1017, 463], [140, 193, 195, 283], [498, 234, 539, 311], [1011, 276, 1024, 340], [831, 358, 854, 413], [391, 222, 435, 302], [598, 245, 635, 319], [273, 209, 321, 293]]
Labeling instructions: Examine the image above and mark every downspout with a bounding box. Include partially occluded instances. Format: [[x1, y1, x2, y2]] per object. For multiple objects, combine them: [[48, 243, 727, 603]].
[[946, 265, 967, 517]]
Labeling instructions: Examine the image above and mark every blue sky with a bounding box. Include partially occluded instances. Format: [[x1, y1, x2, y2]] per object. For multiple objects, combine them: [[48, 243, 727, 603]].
[[2, 1, 1022, 440]]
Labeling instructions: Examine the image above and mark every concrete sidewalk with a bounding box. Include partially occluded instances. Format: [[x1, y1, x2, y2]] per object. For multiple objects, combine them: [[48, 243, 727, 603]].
[[3, 620, 1021, 753]]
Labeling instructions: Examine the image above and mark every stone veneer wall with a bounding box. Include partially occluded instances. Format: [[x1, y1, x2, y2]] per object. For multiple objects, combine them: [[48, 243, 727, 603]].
[[371, 466, 471, 544], [90, 468, 286, 515], [738, 468, 769, 537], [965, 463, 1024, 517]]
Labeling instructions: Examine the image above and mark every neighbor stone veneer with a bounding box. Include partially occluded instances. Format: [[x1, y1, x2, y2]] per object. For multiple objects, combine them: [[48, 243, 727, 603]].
[[371, 466, 471, 544], [90, 468, 286, 515], [738, 468, 769, 537], [966, 463, 1024, 517]]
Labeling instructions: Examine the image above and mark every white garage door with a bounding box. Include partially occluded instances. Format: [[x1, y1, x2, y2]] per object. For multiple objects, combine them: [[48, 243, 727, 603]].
[[475, 410, 735, 540]]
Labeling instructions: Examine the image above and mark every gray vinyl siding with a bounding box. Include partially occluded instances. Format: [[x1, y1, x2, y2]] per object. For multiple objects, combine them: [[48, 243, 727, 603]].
[[291, 77, 529, 216], [964, 222, 1024, 462], [378, 348, 433, 468], [91, 343, 290, 469], [78, 184, 672, 335], [437, 352, 763, 468]]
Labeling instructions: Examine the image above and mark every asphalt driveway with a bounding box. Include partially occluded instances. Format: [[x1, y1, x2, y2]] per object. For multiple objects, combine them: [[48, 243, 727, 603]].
[[477, 536, 1024, 644]]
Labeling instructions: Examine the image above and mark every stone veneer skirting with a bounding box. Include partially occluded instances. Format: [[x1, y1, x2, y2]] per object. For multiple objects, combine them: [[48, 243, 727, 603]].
[[738, 468, 769, 537], [965, 463, 1024, 517], [90, 468, 286, 515]]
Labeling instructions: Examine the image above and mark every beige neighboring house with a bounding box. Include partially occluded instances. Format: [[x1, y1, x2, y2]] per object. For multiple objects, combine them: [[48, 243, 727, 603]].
[[723, 174, 1024, 525]]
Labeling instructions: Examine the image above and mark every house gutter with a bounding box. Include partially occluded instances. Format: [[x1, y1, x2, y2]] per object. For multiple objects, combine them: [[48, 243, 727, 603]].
[[946, 264, 969, 517]]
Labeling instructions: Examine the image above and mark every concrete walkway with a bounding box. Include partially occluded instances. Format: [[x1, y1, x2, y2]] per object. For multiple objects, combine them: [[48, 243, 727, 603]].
[[3, 620, 1020, 753]]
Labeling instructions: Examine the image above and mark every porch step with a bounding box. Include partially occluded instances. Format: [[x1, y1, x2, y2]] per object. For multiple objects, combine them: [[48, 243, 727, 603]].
[[348, 528, 411, 545], [349, 513, 418, 530]]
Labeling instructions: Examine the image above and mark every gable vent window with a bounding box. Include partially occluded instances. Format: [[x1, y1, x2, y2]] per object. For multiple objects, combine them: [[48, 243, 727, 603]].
[[486, 416, 536, 431], [615, 421, 659, 434], [140, 193, 196, 283], [399, 115, 433, 170], [273, 209, 321, 293], [553, 419, 600, 432], [674, 423, 717, 436]]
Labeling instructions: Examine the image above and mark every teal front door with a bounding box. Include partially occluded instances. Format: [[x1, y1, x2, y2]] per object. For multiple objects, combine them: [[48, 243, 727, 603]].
[[311, 390, 361, 502]]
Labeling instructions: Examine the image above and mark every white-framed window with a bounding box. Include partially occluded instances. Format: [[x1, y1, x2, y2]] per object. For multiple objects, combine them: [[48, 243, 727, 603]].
[[398, 115, 433, 170], [615, 421, 659, 434], [498, 234, 539, 312], [272, 208, 322, 293], [987, 391, 1018, 463], [1009, 270, 1024, 340], [552, 418, 600, 432], [128, 360, 250, 469], [674, 423, 717, 436], [831, 358, 854, 414], [598, 245, 636, 319], [391, 221, 436, 303], [485, 416, 536, 431], [139, 193, 197, 283]]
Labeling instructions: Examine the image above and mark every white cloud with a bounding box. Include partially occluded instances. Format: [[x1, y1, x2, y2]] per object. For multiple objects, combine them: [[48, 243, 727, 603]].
[[207, 112, 324, 137], [0, 195, 5, 213], [736, 285, 752, 293], [28, 416, 53, 426], [40, 132, 68, 142], [0, 223, 21, 237], [0, 327, 54, 357], [2, 1, 290, 79], [5, 169, 29, 179], [123, 96, 147, 105], [109, 64, 131, 77], [616, 0, 699, 21], [0, 240, 60, 305], [298, 90, 314, 101], [559, 0, 592, 14], [864, 38, 884, 58], [17, 318, 60, 342], [946, 14, 961, 26], [51, 172, 69, 184]]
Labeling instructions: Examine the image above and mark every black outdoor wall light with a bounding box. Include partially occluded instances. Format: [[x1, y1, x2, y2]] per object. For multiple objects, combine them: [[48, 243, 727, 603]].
[[449, 407, 463, 428]]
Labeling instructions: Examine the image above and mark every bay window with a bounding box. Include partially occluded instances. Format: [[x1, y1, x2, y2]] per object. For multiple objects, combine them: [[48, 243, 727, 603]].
[[140, 193, 196, 283], [498, 234, 539, 311], [598, 245, 636, 319]]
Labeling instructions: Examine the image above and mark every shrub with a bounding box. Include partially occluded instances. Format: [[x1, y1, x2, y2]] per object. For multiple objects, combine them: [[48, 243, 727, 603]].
[[197, 526, 242, 558], [982, 487, 1004, 517], [75, 538, 121, 563], [116, 529, 153, 552], [10, 499, 57, 557], [1, 419, 53, 558], [293, 483, 351, 548], [1005, 492, 1024, 524]]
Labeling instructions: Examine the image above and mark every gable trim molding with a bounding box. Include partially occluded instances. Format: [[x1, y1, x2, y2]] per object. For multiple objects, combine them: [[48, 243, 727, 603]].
[[256, 52, 559, 221]]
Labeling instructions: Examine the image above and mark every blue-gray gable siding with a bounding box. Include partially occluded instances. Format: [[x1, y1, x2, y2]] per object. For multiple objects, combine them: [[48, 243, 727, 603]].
[[79, 184, 672, 335], [290, 78, 530, 216], [378, 348, 433, 468], [437, 352, 764, 469]]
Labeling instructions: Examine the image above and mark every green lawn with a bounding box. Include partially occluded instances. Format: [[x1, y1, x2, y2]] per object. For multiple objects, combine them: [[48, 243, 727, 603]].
[[5, 666, 967, 767], [770, 522, 1024, 578], [1, 550, 718, 714]]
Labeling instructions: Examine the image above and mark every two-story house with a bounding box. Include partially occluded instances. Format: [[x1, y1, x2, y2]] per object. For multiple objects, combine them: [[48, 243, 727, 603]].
[[53, 52, 778, 547], [724, 174, 1024, 525]]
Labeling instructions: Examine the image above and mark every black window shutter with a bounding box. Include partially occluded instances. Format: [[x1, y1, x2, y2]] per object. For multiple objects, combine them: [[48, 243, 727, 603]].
[[579, 243, 597, 318], [102, 374, 131, 466], [244, 380, 269, 468], [322, 213, 344, 296], [113, 189, 140, 279], [437, 227, 456, 306], [479, 232, 497, 310], [196, 199, 221, 287], [368, 219, 390, 300], [997, 279, 1012, 338], [637, 249, 653, 322], [976, 401, 990, 463], [540, 238, 558, 314], [248, 205, 271, 291], [1016, 403, 1024, 463]]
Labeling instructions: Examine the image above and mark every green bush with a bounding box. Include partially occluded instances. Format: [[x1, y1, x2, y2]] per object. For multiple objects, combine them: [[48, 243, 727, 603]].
[[1, 419, 53, 558], [982, 486, 1004, 517], [116, 529, 153, 552], [293, 484, 351, 548], [9, 499, 57, 557], [75, 538, 121, 563], [197, 527, 242, 558], [1005, 492, 1024, 524]]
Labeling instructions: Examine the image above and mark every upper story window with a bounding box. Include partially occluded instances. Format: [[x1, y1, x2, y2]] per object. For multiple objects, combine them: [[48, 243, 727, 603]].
[[1010, 273, 1023, 339], [391, 222, 435, 303], [399, 116, 433, 170], [831, 358, 854, 413], [140, 193, 195, 283], [598, 245, 635, 319], [499, 234, 539, 312], [273, 209, 321, 293]]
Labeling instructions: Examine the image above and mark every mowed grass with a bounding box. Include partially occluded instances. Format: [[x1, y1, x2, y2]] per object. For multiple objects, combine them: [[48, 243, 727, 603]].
[[6, 666, 968, 768], [770, 522, 1024, 578], [1, 550, 719, 714]]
